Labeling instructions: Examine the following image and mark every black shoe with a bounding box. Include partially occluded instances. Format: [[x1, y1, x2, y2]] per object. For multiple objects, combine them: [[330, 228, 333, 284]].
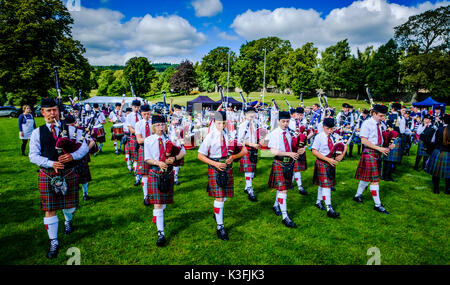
[[298, 186, 307, 195], [83, 194, 90, 201], [144, 196, 150, 206], [46, 239, 59, 259], [353, 195, 363, 204], [331, 187, 336, 192], [282, 216, 297, 228], [374, 205, 389, 214], [174, 180, 180, 185], [216, 225, 229, 241], [327, 207, 340, 218], [244, 187, 251, 194], [115, 150, 119, 155], [134, 180, 141, 187], [315, 202, 326, 211], [64, 221, 74, 235], [156, 231, 166, 247], [272, 205, 282, 216], [248, 193, 257, 202]]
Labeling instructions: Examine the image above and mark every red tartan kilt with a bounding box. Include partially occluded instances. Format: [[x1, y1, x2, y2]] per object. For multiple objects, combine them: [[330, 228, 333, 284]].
[[147, 170, 174, 204], [207, 165, 234, 198], [239, 151, 257, 173], [128, 135, 139, 161], [136, 147, 149, 175], [355, 148, 381, 182], [174, 158, 184, 167], [268, 160, 293, 191], [313, 159, 335, 188], [294, 154, 307, 172], [38, 168, 79, 211]]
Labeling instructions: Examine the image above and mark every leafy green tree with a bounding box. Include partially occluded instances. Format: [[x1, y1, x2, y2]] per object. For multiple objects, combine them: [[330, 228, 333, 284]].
[[170, 60, 197, 95], [195, 67, 215, 93], [199, 47, 236, 90], [0, 0, 92, 106], [123, 57, 156, 96], [97, 70, 115, 96]]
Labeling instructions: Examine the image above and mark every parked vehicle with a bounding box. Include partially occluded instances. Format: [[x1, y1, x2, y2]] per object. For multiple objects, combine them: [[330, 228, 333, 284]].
[[0, 106, 19, 117]]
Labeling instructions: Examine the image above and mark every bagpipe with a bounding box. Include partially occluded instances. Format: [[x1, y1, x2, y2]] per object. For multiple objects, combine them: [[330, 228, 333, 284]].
[[327, 125, 356, 160], [287, 127, 308, 153], [382, 129, 399, 148]]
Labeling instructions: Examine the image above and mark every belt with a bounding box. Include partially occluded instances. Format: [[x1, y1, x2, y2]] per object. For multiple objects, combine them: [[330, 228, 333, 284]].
[[210, 157, 228, 163], [274, 156, 293, 163]]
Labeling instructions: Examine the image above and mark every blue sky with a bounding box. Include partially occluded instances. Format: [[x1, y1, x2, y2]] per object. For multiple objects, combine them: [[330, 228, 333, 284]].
[[68, 0, 449, 65]]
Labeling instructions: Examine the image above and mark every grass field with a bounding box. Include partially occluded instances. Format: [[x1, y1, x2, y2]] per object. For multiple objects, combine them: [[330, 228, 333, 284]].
[[0, 100, 448, 265]]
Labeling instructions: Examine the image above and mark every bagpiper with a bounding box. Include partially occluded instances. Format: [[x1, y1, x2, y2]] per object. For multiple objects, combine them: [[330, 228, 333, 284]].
[[125, 100, 143, 186], [108, 102, 125, 155], [135, 104, 153, 205]]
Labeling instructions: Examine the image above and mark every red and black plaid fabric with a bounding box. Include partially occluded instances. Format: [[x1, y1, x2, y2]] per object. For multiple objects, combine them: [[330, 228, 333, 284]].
[[355, 148, 381, 182], [77, 155, 92, 184], [239, 149, 257, 173], [136, 146, 149, 175], [128, 135, 139, 161], [124, 139, 130, 156], [38, 168, 79, 211], [312, 159, 336, 188], [294, 154, 307, 172], [147, 169, 174, 204], [268, 160, 293, 191], [207, 165, 234, 198]]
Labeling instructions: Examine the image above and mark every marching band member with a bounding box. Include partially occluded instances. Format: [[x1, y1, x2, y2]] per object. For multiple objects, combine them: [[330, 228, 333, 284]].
[[382, 103, 404, 181], [238, 107, 260, 202], [29, 98, 89, 258], [311, 118, 344, 218], [168, 114, 184, 185], [198, 111, 247, 241], [353, 104, 392, 214], [144, 114, 185, 246], [135, 104, 153, 205], [289, 107, 309, 195], [122, 107, 133, 171], [91, 103, 106, 156], [351, 109, 370, 157], [414, 114, 434, 171], [108, 102, 125, 155], [268, 111, 299, 227], [425, 114, 449, 194], [126, 100, 143, 186]]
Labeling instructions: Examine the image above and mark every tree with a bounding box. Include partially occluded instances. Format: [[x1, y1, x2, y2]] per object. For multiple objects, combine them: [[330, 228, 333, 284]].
[[394, 5, 450, 102], [123, 57, 156, 96], [0, 0, 92, 106], [199, 47, 236, 91], [366, 39, 401, 101], [170, 60, 197, 95], [236, 61, 259, 95], [96, 70, 115, 96]]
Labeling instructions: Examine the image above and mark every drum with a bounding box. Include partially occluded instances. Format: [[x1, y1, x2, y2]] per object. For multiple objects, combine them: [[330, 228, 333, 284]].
[[112, 123, 124, 139], [93, 125, 105, 138], [257, 127, 269, 150]]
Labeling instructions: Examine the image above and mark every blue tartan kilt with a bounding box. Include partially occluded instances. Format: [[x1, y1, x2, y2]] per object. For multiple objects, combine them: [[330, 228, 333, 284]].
[[417, 140, 429, 157], [426, 149, 450, 178], [383, 137, 402, 162]]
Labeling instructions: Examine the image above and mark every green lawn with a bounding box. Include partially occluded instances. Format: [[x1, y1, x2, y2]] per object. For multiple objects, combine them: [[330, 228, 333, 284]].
[[0, 103, 448, 265]]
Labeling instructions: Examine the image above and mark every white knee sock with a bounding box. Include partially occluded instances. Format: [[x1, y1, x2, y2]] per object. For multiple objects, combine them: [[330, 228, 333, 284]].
[[126, 156, 132, 171], [370, 185, 381, 207], [294, 172, 302, 187], [174, 166, 180, 181], [245, 172, 253, 191], [274, 191, 280, 207], [142, 176, 148, 198], [44, 216, 58, 241], [356, 181, 370, 197], [133, 161, 137, 172], [114, 142, 118, 150], [214, 200, 224, 228], [153, 209, 164, 235], [62, 207, 76, 222], [82, 183, 88, 195], [322, 187, 332, 210], [277, 192, 288, 219], [316, 187, 323, 204], [135, 174, 141, 183]]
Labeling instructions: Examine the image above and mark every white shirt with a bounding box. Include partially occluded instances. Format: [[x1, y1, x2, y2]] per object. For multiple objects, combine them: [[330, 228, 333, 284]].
[[92, 110, 106, 125], [135, 119, 152, 138], [29, 123, 89, 169], [144, 134, 168, 161], [311, 131, 333, 156], [238, 120, 258, 144], [268, 127, 292, 152], [360, 117, 384, 146], [126, 112, 142, 130], [108, 110, 125, 123], [198, 127, 229, 159]]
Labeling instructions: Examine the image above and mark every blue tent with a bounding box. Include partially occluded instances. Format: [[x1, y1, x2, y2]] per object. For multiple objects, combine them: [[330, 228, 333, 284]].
[[412, 96, 446, 113], [249, 101, 268, 107]]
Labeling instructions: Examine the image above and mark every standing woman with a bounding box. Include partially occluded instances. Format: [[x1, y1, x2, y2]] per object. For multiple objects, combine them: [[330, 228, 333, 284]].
[[19, 105, 36, 156], [198, 111, 247, 241]]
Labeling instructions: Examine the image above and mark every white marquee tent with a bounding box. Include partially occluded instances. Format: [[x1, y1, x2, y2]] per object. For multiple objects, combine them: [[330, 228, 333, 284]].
[[82, 96, 145, 109]]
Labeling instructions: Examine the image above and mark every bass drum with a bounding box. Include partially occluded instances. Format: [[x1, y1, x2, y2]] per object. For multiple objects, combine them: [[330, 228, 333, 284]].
[[111, 123, 124, 140]]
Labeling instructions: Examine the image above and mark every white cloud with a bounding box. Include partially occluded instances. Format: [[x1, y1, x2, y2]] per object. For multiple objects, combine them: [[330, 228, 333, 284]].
[[218, 32, 239, 41], [70, 7, 206, 65], [191, 0, 223, 17], [231, 0, 450, 52]]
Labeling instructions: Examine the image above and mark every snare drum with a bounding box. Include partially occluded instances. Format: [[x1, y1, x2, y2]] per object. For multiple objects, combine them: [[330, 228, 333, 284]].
[[92, 125, 106, 143], [111, 123, 124, 140]]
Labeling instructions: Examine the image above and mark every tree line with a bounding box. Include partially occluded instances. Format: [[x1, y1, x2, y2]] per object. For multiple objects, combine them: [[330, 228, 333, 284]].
[[0, 1, 448, 106]]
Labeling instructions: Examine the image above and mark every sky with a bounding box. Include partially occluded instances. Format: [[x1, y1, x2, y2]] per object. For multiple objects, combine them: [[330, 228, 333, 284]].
[[66, 0, 449, 65]]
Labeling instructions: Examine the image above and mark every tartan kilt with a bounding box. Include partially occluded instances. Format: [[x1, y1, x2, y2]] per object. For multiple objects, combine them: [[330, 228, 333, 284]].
[[239, 150, 257, 173], [207, 165, 234, 198], [128, 135, 139, 161], [268, 160, 293, 191], [147, 169, 174, 204], [312, 159, 336, 188], [426, 149, 450, 178], [38, 168, 79, 211], [77, 156, 92, 184], [417, 140, 429, 157], [383, 137, 402, 162], [355, 148, 381, 182], [136, 146, 149, 175], [294, 154, 307, 172]]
